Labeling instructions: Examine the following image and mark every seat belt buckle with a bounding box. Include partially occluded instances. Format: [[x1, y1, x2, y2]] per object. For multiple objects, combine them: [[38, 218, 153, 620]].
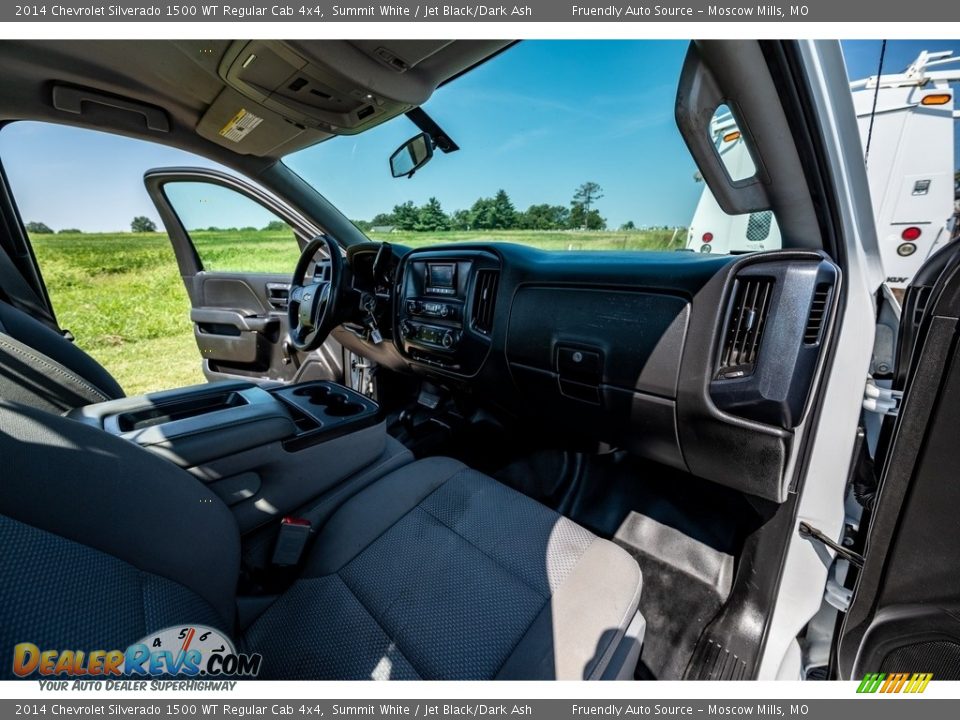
[[271, 517, 313, 567]]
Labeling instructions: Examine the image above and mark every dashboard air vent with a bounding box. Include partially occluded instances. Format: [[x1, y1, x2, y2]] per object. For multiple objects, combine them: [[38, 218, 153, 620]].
[[472, 269, 500, 335], [718, 277, 773, 378], [803, 284, 831, 345]]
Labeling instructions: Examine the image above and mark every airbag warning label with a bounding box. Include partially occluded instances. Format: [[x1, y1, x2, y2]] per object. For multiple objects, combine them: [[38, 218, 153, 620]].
[[219, 109, 262, 143]]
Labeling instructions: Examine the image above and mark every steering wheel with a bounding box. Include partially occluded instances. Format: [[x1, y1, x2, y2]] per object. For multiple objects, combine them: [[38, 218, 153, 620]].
[[287, 235, 344, 352]]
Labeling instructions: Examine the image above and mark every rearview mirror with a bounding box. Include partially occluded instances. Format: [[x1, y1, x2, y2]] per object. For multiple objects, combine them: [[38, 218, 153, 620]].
[[390, 132, 434, 178]]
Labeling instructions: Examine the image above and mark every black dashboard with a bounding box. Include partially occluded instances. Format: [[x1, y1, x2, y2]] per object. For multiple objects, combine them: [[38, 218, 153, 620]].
[[344, 242, 839, 504]]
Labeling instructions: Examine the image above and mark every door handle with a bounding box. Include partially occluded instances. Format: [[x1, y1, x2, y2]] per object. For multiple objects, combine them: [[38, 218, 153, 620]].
[[266, 283, 291, 310]]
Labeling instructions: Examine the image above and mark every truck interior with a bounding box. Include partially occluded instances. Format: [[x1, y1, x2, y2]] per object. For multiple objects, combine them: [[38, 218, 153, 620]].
[[2, 39, 958, 681]]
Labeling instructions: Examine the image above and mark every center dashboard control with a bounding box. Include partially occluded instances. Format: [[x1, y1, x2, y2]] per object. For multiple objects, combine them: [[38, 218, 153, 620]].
[[406, 299, 457, 319], [399, 319, 460, 351], [396, 251, 500, 375]]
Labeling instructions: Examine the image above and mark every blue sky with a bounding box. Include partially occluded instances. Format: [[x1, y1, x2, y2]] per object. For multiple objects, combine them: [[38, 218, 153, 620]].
[[1, 40, 958, 233], [287, 41, 693, 230]]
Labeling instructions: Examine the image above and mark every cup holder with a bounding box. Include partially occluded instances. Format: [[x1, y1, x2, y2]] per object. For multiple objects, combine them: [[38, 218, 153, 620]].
[[279, 382, 374, 433], [324, 396, 365, 417], [292, 385, 333, 405], [289, 384, 365, 417]]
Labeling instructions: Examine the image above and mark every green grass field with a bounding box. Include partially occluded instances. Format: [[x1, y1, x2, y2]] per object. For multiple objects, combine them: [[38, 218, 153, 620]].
[[30, 228, 684, 395]]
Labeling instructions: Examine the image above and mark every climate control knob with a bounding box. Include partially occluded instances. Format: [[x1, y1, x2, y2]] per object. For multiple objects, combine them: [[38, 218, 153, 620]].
[[400, 320, 413, 337], [441, 330, 456, 349]]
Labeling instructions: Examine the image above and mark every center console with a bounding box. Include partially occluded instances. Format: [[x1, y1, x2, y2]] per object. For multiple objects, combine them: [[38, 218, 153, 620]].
[[69, 380, 381, 463], [396, 249, 501, 375], [67, 379, 411, 535]]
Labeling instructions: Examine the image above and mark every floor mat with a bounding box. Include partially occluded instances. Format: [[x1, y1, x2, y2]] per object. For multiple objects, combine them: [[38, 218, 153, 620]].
[[613, 511, 732, 680], [494, 449, 761, 679]]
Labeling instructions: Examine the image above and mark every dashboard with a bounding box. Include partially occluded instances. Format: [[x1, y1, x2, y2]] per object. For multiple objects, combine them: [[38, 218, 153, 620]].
[[344, 242, 839, 504]]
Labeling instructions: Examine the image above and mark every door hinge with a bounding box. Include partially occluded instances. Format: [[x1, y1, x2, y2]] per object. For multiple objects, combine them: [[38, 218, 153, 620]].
[[863, 377, 902, 417]]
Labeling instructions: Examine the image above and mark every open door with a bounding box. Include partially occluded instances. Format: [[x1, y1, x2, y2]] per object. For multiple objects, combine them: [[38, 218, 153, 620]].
[[144, 167, 343, 386], [835, 238, 960, 680]]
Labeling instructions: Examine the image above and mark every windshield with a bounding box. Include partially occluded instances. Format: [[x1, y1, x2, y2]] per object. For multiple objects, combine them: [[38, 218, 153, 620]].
[[285, 41, 774, 255]]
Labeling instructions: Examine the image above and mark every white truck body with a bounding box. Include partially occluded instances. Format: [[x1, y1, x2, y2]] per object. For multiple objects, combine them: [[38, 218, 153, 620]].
[[688, 51, 960, 290]]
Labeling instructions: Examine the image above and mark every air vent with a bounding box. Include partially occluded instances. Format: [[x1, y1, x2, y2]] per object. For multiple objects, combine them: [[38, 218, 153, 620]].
[[717, 277, 774, 378], [472, 270, 500, 335], [804, 284, 831, 345]]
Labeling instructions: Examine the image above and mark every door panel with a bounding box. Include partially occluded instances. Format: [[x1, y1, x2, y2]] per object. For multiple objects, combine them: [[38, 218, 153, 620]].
[[188, 271, 342, 384], [837, 241, 960, 679], [144, 167, 343, 386]]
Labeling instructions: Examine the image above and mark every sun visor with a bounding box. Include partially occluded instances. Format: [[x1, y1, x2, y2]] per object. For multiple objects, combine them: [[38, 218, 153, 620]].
[[196, 87, 330, 157]]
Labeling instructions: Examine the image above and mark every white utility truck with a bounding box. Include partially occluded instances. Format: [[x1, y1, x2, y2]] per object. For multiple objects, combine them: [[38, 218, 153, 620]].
[[688, 50, 960, 290]]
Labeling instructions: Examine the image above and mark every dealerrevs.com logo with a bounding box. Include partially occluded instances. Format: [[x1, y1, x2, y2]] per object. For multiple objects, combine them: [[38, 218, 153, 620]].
[[856, 672, 933, 694], [12, 625, 261, 679]]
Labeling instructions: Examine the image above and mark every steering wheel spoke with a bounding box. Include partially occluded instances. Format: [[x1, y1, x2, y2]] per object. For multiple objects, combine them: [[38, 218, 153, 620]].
[[287, 236, 344, 352]]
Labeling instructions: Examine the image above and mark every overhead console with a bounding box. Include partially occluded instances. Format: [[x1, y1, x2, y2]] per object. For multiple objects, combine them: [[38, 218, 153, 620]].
[[213, 40, 512, 137], [395, 249, 501, 375], [218, 40, 412, 135]]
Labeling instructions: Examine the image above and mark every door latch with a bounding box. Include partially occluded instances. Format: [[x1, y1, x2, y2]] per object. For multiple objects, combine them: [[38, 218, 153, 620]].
[[863, 377, 903, 417]]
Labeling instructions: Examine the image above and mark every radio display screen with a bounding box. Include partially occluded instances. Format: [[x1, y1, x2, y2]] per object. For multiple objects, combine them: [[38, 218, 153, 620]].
[[427, 263, 455, 289]]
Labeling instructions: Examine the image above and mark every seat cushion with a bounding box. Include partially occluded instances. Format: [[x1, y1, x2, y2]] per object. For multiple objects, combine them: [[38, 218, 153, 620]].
[[243, 458, 642, 680]]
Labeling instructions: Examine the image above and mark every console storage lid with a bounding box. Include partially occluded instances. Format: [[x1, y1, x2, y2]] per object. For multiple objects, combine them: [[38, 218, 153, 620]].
[[67, 381, 296, 467]]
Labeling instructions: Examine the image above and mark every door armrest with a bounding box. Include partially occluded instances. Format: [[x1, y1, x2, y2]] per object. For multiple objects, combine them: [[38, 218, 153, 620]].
[[190, 307, 280, 332]]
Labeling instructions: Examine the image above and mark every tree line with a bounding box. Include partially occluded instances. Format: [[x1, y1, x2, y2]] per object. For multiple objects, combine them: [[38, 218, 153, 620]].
[[25, 217, 292, 235], [27, 181, 654, 236], [27, 216, 162, 234], [355, 182, 626, 233]]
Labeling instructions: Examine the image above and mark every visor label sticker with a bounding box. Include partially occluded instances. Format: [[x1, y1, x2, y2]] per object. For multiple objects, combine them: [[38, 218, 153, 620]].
[[219, 109, 262, 143]]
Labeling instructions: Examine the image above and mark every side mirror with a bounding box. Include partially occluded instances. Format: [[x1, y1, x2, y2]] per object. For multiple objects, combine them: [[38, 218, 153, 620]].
[[390, 132, 434, 178]]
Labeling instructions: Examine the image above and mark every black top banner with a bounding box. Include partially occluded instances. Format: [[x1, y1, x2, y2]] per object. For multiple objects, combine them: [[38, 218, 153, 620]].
[[3, 0, 954, 22]]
